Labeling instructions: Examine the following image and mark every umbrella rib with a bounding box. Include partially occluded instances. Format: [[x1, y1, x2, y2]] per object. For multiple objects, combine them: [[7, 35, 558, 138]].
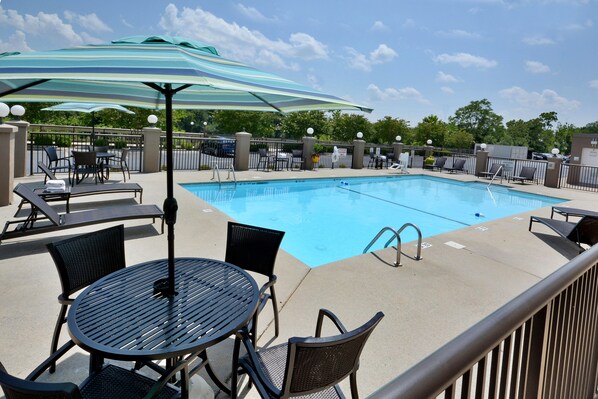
[[249, 92, 283, 113], [0, 79, 50, 97]]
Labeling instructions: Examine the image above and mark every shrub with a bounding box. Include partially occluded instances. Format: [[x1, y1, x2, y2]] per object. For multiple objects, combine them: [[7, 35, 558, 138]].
[[199, 164, 211, 170], [113, 139, 128, 149], [33, 134, 54, 146], [94, 138, 109, 147], [250, 143, 268, 152], [54, 136, 72, 147]]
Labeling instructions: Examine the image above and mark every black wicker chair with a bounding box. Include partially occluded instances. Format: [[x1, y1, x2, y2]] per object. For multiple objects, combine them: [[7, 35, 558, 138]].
[[71, 151, 102, 185], [43, 146, 72, 184], [46, 225, 126, 373], [103, 148, 131, 182], [0, 342, 182, 399], [232, 309, 384, 399], [290, 149, 304, 170], [225, 221, 285, 343]]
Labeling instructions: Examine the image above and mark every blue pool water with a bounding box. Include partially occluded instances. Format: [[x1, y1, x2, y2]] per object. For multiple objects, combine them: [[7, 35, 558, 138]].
[[183, 176, 565, 267]]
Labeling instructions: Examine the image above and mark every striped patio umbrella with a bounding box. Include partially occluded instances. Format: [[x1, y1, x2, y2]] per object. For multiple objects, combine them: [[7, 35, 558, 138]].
[[0, 35, 372, 295]]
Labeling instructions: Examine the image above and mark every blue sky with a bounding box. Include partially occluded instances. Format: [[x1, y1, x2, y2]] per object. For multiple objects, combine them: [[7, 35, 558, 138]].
[[0, 0, 596, 127]]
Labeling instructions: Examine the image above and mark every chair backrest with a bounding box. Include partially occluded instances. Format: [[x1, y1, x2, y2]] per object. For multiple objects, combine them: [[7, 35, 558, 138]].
[[435, 157, 447, 167], [488, 163, 502, 176], [13, 184, 62, 226], [37, 162, 58, 181], [72, 151, 97, 166], [92, 146, 109, 152], [0, 361, 81, 399], [44, 146, 59, 163], [46, 225, 126, 297], [292, 149, 303, 158], [281, 311, 384, 398], [570, 216, 598, 247], [520, 166, 536, 179], [258, 148, 268, 157], [120, 148, 129, 161], [225, 222, 285, 277], [399, 152, 409, 167], [453, 159, 466, 169]]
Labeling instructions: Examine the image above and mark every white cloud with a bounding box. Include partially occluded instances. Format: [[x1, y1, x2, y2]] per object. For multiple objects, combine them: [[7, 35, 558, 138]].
[[436, 71, 459, 83], [441, 86, 455, 94], [371, 21, 389, 31], [525, 60, 550, 74], [235, 4, 277, 23], [499, 86, 580, 111], [0, 7, 86, 48], [402, 18, 416, 29], [561, 19, 593, 31], [589, 80, 598, 89], [306, 72, 322, 91], [158, 4, 328, 70], [346, 44, 397, 72], [434, 52, 497, 68], [437, 29, 482, 39], [367, 83, 430, 104], [64, 11, 112, 33], [522, 35, 556, 45], [0, 30, 31, 52]]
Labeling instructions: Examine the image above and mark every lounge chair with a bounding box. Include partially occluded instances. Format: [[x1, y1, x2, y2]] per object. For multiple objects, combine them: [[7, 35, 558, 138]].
[[511, 166, 536, 184], [479, 163, 503, 179], [15, 163, 144, 214], [231, 309, 384, 399], [389, 152, 410, 174], [443, 158, 467, 173], [551, 206, 598, 221], [529, 215, 598, 251], [290, 149, 304, 170], [43, 146, 72, 184], [0, 184, 164, 243], [424, 156, 447, 171]]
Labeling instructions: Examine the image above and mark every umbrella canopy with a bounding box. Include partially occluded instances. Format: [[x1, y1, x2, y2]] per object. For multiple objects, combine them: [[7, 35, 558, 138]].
[[0, 35, 372, 296], [42, 102, 135, 114]]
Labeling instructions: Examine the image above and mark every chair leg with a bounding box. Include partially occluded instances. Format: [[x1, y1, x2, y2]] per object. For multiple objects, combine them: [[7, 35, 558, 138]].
[[49, 304, 68, 373], [270, 286, 280, 337], [231, 334, 241, 399], [125, 162, 130, 180]]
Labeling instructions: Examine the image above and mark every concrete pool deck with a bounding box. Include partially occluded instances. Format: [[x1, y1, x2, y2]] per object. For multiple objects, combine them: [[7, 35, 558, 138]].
[[0, 166, 596, 398]]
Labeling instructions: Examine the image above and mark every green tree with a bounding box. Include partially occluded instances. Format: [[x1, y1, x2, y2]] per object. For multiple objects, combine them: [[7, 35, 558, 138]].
[[371, 116, 410, 144], [555, 122, 579, 155], [449, 99, 504, 144], [212, 111, 280, 137], [280, 111, 328, 139], [444, 123, 474, 149], [504, 119, 530, 147], [413, 115, 446, 146], [328, 111, 372, 142]]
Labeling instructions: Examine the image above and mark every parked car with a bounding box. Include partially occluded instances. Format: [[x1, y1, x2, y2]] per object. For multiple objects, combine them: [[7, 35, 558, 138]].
[[202, 136, 235, 157]]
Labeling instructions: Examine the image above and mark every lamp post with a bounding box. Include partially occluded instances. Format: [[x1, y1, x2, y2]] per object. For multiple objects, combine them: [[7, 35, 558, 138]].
[[551, 148, 560, 158], [10, 105, 25, 121], [203, 121, 208, 135], [190, 121, 194, 132], [480, 143, 487, 151], [356, 131, 363, 139]]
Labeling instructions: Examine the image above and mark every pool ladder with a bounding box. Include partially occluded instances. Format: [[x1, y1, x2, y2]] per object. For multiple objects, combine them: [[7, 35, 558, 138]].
[[487, 165, 503, 187], [211, 164, 237, 187], [363, 223, 423, 267]]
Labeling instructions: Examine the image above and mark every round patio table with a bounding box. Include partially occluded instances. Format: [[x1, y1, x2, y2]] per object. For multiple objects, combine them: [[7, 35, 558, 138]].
[[67, 257, 259, 396]]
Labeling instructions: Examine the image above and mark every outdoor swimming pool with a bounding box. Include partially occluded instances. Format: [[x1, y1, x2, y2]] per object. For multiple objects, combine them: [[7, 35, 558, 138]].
[[183, 176, 565, 267]]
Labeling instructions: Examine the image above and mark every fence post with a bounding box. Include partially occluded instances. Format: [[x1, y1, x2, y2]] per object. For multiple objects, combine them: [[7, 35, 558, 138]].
[[234, 131, 251, 171], [142, 126, 162, 173], [475, 149, 489, 177], [352, 139, 365, 169], [7, 119, 29, 178], [303, 135, 316, 170], [544, 156, 562, 188], [0, 123, 17, 206]]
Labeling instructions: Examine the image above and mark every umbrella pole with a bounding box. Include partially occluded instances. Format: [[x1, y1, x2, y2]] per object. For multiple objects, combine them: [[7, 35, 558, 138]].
[[153, 85, 178, 296]]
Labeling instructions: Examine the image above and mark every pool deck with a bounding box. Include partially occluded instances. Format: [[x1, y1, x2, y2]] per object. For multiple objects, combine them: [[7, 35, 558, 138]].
[[1, 167, 597, 398]]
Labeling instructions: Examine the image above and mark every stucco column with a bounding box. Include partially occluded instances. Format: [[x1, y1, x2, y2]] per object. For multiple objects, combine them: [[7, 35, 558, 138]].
[[234, 131, 251, 171], [302, 136, 316, 170], [7, 120, 29, 177], [352, 139, 365, 169], [0, 124, 17, 206], [142, 126, 162, 173], [392, 142, 404, 163], [544, 156, 562, 188], [475, 150, 489, 177]]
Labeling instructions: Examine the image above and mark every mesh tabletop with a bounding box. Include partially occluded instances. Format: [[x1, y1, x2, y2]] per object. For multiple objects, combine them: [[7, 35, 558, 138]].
[[68, 257, 259, 361]]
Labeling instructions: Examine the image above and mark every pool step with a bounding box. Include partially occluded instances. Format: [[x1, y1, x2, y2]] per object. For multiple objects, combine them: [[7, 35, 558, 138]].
[[363, 223, 423, 267]]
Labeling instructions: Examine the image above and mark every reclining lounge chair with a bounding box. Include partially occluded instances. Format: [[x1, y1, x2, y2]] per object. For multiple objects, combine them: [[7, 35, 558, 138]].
[[479, 163, 503, 179], [511, 166, 536, 184], [424, 156, 447, 171], [551, 206, 598, 221], [14, 163, 145, 214], [529, 215, 598, 252], [443, 158, 467, 173], [1, 184, 164, 243]]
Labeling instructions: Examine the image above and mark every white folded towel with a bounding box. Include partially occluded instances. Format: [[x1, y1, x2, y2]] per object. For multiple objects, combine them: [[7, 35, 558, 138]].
[[46, 179, 66, 192]]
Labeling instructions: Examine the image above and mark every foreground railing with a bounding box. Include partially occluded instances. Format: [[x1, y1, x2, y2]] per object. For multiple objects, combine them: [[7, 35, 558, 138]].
[[370, 244, 598, 399]]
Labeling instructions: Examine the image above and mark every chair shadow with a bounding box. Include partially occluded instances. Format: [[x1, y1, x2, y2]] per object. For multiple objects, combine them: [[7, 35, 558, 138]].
[[529, 232, 581, 260]]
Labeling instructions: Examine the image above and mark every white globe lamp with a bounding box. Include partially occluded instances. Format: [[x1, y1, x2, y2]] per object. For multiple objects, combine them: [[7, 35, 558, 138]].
[[395, 135, 401, 142], [147, 114, 158, 127], [10, 105, 25, 120], [356, 131, 363, 139], [307, 127, 314, 135]]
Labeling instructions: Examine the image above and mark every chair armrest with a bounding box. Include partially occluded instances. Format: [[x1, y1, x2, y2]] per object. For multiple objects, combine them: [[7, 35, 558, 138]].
[[26, 340, 76, 381], [238, 329, 282, 397], [315, 308, 348, 337]]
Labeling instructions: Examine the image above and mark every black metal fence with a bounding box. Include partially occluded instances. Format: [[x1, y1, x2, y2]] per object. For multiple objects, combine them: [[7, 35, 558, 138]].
[[158, 135, 235, 171], [487, 157, 549, 184], [560, 164, 598, 192], [370, 244, 598, 399]]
